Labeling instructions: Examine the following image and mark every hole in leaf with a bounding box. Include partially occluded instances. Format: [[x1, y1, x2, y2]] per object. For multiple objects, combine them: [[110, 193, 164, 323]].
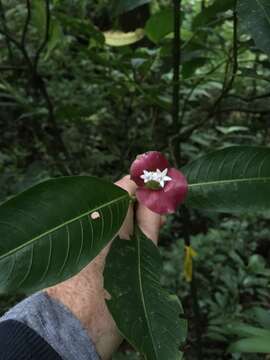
[[90, 211, 100, 220]]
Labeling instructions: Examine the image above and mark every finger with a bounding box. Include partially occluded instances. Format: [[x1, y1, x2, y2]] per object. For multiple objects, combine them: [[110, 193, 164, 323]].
[[136, 204, 162, 245], [115, 176, 137, 240], [118, 205, 134, 240], [115, 175, 137, 196]]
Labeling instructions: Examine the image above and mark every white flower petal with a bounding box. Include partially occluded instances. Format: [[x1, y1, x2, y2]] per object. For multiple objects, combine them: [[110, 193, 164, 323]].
[[161, 168, 168, 176], [140, 168, 172, 187]]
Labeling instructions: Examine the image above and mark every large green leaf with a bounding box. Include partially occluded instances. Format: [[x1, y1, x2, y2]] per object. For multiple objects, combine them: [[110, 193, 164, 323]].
[[112, 0, 150, 16], [44, 20, 64, 60], [182, 146, 270, 213], [32, 0, 47, 36], [57, 14, 105, 44], [192, 0, 234, 29], [245, 307, 270, 330], [0, 177, 130, 294], [104, 226, 187, 360], [225, 322, 270, 338], [145, 8, 174, 44], [237, 0, 270, 56], [228, 336, 270, 353]]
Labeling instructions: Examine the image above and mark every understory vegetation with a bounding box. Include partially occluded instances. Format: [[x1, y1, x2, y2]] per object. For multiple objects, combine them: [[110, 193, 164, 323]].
[[0, 0, 270, 359]]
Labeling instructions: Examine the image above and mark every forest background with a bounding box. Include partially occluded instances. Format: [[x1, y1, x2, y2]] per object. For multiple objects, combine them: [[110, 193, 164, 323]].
[[0, 0, 270, 359]]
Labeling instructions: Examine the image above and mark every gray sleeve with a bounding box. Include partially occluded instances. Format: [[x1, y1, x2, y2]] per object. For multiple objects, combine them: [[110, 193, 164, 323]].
[[0, 292, 100, 360]]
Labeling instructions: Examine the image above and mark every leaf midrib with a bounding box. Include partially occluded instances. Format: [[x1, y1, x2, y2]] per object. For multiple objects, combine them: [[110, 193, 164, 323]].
[[255, 0, 270, 25], [136, 230, 158, 359], [188, 176, 270, 188], [0, 194, 129, 261]]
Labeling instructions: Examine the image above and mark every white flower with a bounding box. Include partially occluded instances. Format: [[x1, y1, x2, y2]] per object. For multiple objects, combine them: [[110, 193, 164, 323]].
[[140, 168, 172, 188]]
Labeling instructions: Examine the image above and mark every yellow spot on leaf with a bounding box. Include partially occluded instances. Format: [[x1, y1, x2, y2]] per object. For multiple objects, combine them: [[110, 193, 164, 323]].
[[184, 245, 197, 282]]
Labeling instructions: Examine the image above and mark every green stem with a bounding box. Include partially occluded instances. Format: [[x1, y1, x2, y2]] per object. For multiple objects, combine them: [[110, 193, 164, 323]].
[[170, 2, 203, 356], [170, 0, 182, 167]]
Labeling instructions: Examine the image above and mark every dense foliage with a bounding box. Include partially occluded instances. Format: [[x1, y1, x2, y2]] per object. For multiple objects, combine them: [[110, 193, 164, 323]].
[[0, 0, 270, 359]]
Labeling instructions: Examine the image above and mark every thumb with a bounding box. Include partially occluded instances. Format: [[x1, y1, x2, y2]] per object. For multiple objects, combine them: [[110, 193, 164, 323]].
[[136, 204, 164, 245]]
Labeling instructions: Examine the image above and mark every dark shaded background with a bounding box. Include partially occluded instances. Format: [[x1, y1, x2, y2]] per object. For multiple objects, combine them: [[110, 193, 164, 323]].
[[0, 1, 270, 359]]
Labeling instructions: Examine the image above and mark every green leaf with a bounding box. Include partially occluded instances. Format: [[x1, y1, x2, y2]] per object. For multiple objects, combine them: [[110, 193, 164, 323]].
[[182, 146, 270, 213], [182, 57, 208, 79], [192, 0, 234, 30], [225, 322, 270, 338], [228, 336, 270, 353], [103, 29, 144, 47], [216, 126, 248, 135], [57, 14, 105, 44], [104, 226, 187, 360], [237, 0, 270, 56], [32, 2, 64, 58], [145, 8, 174, 43], [32, 0, 47, 35], [0, 176, 130, 294], [245, 307, 270, 330], [112, 0, 150, 16], [45, 20, 63, 60], [248, 254, 267, 273]]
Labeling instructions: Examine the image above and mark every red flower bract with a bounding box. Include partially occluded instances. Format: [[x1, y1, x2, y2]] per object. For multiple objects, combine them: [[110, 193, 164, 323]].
[[130, 151, 188, 215]]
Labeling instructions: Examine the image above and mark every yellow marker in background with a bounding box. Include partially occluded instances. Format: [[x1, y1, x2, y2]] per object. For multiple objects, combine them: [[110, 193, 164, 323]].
[[184, 245, 198, 282]]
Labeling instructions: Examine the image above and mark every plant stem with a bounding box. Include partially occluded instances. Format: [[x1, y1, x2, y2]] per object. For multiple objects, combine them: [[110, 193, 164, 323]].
[[190, 266, 202, 358], [207, 0, 238, 115], [170, 0, 182, 167], [21, 0, 31, 48], [34, 0, 50, 69], [182, 206, 203, 359], [172, 0, 181, 131], [201, 0, 206, 10], [0, 0, 13, 63], [170, 1, 203, 357], [0, 1, 72, 174]]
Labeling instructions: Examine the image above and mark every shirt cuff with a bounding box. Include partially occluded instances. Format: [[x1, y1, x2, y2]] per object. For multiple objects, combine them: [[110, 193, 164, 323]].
[[0, 292, 100, 360]]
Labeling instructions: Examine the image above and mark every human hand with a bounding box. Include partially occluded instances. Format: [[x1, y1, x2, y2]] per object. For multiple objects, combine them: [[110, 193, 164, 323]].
[[46, 175, 164, 360], [116, 175, 165, 244]]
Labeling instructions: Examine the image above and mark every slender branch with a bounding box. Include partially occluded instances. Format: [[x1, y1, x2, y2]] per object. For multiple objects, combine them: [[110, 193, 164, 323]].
[[34, 0, 50, 69], [170, 2, 203, 358], [170, 0, 182, 167], [0, 28, 33, 71], [183, 0, 239, 130], [190, 264, 202, 358], [169, 62, 227, 147], [172, 0, 181, 131], [33, 73, 72, 173], [0, 2, 71, 174], [213, 107, 270, 115], [169, 2, 239, 165], [21, 0, 31, 48], [182, 16, 230, 51], [232, 3, 238, 75], [180, 60, 226, 124], [252, 53, 259, 97], [0, 65, 26, 71], [0, 0, 13, 62], [208, 0, 238, 113], [201, 0, 206, 10], [227, 92, 270, 102], [0, 27, 20, 48], [181, 206, 203, 359]]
